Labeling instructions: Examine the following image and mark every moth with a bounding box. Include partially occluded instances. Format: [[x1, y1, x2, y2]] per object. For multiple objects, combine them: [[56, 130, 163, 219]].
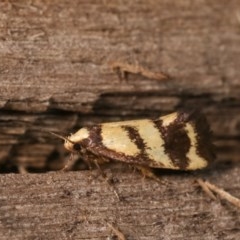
[[54, 111, 215, 171]]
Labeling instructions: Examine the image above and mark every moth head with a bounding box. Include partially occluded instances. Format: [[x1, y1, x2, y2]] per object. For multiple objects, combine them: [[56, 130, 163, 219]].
[[50, 131, 82, 153], [65, 141, 82, 152]]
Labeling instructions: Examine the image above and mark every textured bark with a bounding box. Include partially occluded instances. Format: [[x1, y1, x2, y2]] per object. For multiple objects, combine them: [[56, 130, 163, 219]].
[[0, 168, 240, 240], [0, 0, 240, 170], [0, 0, 240, 239]]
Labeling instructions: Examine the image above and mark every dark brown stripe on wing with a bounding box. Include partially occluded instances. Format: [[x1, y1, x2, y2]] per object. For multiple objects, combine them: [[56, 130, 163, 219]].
[[179, 111, 215, 164], [121, 125, 151, 160], [121, 126, 145, 152], [154, 117, 190, 170], [82, 125, 150, 166]]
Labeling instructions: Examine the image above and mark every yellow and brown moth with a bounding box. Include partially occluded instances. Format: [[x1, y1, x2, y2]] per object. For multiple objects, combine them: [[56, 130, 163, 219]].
[[60, 111, 215, 171]]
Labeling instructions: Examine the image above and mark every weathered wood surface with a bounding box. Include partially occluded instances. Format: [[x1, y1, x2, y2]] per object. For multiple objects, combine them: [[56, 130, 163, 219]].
[[0, 167, 240, 240], [0, 0, 240, 239], [0, 0, 240, 171]]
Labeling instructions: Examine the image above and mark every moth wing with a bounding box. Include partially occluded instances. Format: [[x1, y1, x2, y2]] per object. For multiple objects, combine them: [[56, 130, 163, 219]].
[[84, 120, 174, 168], [83, 111, 215, 170], [154, 111, 215, 170]]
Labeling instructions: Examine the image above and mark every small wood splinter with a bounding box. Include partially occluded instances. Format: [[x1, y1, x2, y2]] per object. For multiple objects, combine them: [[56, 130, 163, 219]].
[[107, 222, 126, 240], [109, 61, 169, 81], [197, 178, 240, 209]]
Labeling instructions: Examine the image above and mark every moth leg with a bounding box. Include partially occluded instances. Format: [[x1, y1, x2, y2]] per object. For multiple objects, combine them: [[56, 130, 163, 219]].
[[82, 153, 94, 170], [61, 153, 75, 171], [18, 165, 28, 174], [136, 166, 161, 183], [93, 158, 121, 201], [93, 159, 107, 178], [61, 152, 86, 171]]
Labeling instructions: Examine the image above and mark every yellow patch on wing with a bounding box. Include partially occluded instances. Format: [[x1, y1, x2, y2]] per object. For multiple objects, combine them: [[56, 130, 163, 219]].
[[65, 128, 90, 151], [68, 128, 90, 142], [185, 123, 208, 170], [160, 112, 178, 127], [101, 124, 140, 156], [128, 120, 176, 169], [102, 119, 176, 168]]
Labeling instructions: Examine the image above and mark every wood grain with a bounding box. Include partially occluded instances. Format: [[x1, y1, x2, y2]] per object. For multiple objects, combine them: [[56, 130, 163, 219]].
[[0, 0, 239, 239], [0, 166, 240, 240], [0, 0, 239, 171]]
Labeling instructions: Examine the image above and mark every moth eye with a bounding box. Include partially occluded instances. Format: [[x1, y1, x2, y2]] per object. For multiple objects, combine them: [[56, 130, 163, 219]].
[[73, 143, 81, 151]]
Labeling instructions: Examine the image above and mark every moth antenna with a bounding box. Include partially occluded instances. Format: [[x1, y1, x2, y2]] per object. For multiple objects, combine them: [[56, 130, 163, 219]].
[[49, 131, 75, 144]]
